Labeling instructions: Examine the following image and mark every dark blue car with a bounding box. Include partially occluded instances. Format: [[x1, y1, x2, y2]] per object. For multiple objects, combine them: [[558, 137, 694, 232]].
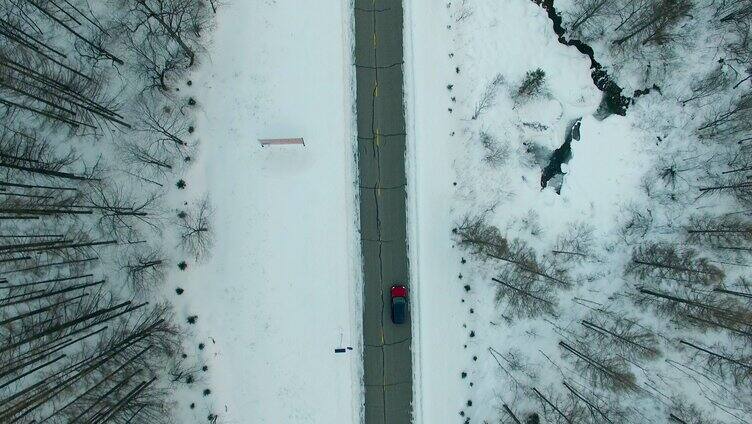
[[390, 284, 408, 324]]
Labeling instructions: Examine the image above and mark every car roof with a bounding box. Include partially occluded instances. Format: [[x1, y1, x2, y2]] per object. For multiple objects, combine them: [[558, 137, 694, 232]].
[[392, 297, 406, 323]]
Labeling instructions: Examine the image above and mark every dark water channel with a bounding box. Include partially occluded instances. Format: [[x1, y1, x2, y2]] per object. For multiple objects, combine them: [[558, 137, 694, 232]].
[[540, 118, 581, 191], [534, 0, 631, 117], [533, 0, 639, 189]]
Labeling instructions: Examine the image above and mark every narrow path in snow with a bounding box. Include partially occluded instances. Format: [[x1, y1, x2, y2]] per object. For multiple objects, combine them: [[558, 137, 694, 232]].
[[354, 0, 413, 422]]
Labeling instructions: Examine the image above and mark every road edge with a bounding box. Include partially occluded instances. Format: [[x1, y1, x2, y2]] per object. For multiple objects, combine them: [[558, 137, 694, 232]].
[[343, 1, 366, 423], [403, 1, 422, 423]]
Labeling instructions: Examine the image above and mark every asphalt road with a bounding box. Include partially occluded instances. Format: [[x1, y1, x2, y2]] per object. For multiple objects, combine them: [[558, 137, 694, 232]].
[[354, 1, 412, 423]]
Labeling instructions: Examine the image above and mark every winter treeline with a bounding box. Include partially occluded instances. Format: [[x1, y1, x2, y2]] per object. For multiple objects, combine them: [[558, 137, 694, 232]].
[[453, 0, 752, 420], [0, 0, 215, 423], [457, 214, 752, 423]]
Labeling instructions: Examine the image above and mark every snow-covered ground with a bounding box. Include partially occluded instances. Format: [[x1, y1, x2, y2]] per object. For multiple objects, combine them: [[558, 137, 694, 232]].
[[405, 1, 465, 422], [175, 2, 362, 422], [405, 0, 750, 423]]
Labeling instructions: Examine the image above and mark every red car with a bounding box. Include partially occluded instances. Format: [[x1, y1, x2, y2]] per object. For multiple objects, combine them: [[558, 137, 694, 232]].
[[390, 284, 408, 324]]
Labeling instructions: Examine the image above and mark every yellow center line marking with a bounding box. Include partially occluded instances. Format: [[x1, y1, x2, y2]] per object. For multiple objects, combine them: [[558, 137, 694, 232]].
[[373, 32, 377, 48]]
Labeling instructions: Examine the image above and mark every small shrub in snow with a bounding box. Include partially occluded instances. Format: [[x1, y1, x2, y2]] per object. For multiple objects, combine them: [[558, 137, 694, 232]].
[[479, 131, 509, 166], [619, 203, 654, 243], [516, 68, 547, 98]]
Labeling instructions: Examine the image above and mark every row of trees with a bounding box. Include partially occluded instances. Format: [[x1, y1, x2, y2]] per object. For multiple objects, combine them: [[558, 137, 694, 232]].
[[456, 210, 752, 422], [450, 0, 752, 422], [1, 0, 216, 422]]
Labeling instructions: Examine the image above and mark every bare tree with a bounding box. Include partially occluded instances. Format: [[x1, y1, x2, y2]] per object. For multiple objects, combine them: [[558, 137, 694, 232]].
[[634, 286, 752, 334], [580, 313, 661, 360], [625, 243, 725, 286], [563, 0, 613, 35], [456, 216, 571, 288], [0, 1, 216, 423], [696, 91, 752, 140], [126, 30, 186, 91], [492, 270, 558, 319], [553, 222, 595, 263], [118, 246, 167, 291], [515, 69, 547, 99], [119, 138, 176, 181], [453, 0, 473, 22], [530, 386, 593, 424], [698, 175, 752, 207], [681, 339, 752, 387], [134, 97, 192, 159], [455, 215, 510, 258], [472, 73, 504, 119], [83, 181, 163, 240], [611, 0, 693, 47], [558, 340, 638, 392], [124, 0, 214, 67], [668, 397, 731, 424], [178, 195, 212, 260], [715, 0, 752, 24], [681, 65, 735, 105], [685, 214, 752, 251]]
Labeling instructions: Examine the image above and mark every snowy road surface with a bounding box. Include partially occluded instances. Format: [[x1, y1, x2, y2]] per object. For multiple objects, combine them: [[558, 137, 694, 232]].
[[354, 1, 413, 423], [182, 1, 361, 423]]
